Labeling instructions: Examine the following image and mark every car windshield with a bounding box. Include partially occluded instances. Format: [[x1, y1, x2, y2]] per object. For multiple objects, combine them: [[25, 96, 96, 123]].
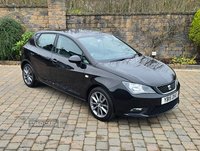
[[78, 34, 137, 62]]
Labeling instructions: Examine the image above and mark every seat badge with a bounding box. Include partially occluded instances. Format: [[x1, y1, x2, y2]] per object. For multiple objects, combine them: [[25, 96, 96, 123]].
[[168, 85, 171, 90]]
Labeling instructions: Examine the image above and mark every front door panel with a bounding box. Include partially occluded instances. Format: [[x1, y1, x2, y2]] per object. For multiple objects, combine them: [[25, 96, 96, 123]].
[[50, 35, 85, 97], [50, 53, 85, 96]]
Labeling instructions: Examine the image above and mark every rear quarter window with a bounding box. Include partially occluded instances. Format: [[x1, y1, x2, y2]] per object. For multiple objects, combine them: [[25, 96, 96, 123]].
[[36, 34, 56, 51]]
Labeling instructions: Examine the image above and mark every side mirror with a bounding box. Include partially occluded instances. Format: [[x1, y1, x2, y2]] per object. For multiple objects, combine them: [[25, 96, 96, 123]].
[[68, 55, 81, 63]]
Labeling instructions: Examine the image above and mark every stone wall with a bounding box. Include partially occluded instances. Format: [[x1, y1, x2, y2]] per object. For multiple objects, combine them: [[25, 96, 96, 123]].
[[0, 1, 197, 58], [66, 13, 197, 58], [0, 5, 49, 31], [0, 0, 66, 31], [48, 0, 66, 29]]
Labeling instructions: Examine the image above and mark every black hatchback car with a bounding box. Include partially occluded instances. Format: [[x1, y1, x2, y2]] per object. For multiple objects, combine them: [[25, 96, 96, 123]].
[[21, 29, 180, 121]]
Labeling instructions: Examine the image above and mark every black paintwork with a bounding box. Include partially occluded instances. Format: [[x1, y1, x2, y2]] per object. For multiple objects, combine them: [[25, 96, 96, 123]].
[[21, 29, 180, 117]]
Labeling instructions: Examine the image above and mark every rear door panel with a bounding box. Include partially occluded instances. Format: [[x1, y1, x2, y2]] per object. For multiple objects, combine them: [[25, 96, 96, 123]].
[[30, 33, 56, 84]]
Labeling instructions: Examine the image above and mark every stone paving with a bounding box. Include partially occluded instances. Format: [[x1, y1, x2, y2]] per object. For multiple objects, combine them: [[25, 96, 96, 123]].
[[0, 65, 200, 151]]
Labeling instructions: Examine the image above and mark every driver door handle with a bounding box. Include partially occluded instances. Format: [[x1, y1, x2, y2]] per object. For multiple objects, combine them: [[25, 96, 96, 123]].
[[52, 58, 57, 64]]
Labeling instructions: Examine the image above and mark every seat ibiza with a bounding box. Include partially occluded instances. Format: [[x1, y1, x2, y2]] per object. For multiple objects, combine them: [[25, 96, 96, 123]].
[[21, 29, 180, 121]]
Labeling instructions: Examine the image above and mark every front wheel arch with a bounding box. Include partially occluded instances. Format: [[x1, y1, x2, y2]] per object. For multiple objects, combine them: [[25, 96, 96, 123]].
[[88, 87, 116, 121], [86, 84, 114, 101]]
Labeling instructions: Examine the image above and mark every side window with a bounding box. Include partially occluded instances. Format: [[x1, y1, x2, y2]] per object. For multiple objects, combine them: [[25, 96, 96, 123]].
[[35, 33, 40, 40], [37, 34, 56, 51], [83, 56, 89, 64], [56, 35, 82, 58]]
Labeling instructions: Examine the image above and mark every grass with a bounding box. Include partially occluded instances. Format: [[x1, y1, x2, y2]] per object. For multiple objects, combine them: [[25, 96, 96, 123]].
[[0, 0, 199, 13], [0, 0, 47, 5], [67, 0, 200, 14]]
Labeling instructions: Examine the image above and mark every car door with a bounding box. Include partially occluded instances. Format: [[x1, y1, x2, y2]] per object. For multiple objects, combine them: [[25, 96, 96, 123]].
[[30, 33, 56, 84], [50, 35, 85, 97]]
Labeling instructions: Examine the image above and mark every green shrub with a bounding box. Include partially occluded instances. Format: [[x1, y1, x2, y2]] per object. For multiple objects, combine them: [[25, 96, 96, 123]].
[[172, 54, 197, 65], [91, 28, 99, 31], [189, 9, 200, 49], [0, 18, 24, 60], [12, 31, 34, 60]]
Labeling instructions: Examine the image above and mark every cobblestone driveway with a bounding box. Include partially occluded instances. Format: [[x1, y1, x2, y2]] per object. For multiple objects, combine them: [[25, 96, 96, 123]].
[[0, 65, 200, 151]]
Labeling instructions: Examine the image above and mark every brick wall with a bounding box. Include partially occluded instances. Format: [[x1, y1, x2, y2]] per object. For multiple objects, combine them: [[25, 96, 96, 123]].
[[66, 13, 197, 58], [0, 2, 197, 58], [0, 5, 49, 31], [48, 0, 66, 29], [0, 0, 66, 31]]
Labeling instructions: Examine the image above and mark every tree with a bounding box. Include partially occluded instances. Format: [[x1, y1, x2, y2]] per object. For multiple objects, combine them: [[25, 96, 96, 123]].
[[143, 17, 182, 57], [189, 9, 200, 54]]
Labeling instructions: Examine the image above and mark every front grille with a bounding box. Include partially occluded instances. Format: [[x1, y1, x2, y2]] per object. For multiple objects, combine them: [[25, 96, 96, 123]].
[[157, 81, 175, 94]]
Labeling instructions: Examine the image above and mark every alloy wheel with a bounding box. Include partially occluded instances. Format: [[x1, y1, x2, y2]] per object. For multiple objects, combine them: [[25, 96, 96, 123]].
[[90, 92, 109, 118], [23, 66, 33, 85]]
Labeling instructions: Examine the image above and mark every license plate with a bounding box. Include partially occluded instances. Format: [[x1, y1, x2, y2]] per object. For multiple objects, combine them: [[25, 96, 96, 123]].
[[161, 91, 178, 105]]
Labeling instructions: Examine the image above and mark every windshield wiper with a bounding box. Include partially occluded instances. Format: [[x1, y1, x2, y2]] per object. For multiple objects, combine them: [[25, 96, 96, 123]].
[[111, 58, 128, 62], [111, 54, 137, 62]]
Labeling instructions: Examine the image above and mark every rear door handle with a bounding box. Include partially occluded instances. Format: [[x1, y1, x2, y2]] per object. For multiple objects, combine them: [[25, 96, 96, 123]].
[[30, 52, 34, 56], [52, 59, 57, 64]]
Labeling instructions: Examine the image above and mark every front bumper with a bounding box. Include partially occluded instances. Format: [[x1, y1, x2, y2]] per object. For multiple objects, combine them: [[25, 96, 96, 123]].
[[111, 83, 180, 117], [124, 97, 179, 117]]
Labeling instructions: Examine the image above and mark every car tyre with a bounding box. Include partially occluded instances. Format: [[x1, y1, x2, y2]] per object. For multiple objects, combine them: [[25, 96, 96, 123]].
[[88, 87, 115, 121], [22, 63, 38, 87]]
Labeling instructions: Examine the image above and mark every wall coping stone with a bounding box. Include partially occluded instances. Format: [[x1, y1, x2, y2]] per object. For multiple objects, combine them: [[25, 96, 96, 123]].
[[66, 12, 196, 16], [0, 5, 48, 8], [168, 64, 200, 69], [0, 61, 20, 65]]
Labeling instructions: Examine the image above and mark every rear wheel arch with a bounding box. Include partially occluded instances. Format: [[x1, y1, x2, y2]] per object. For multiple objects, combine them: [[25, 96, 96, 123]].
[[21, 60, 38, 80], [22, 62, 39, 87], [21, 60, 31, 70]]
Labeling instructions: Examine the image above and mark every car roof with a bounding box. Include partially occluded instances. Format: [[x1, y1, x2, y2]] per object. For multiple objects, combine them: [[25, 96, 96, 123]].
[[36, 29, 110, 39]]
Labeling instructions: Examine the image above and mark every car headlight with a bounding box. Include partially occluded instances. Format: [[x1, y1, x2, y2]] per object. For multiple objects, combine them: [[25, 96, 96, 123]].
[[122, 82, 156, 94]]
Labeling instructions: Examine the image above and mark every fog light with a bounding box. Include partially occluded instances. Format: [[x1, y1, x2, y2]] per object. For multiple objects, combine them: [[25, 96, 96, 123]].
[[130, 108, 143, 112]]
